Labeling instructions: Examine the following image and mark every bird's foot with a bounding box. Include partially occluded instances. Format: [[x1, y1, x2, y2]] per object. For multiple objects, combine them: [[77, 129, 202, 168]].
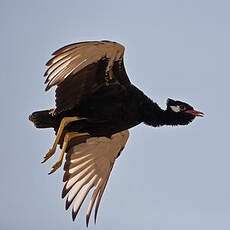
[[48, 160, 62, 175], [41, 148, 56, 163], [47, 132, 89, 175]]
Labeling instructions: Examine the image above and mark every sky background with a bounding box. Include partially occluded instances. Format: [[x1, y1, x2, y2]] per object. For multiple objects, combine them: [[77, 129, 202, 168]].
[[1, 0, 230, 229]]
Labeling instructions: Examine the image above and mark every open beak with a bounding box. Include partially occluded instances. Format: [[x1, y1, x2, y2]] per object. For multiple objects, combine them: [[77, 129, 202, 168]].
[[185, 110, 204, 117]]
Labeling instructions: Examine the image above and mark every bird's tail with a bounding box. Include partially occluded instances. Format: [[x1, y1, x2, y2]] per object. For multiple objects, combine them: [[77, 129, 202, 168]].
[[29, 109, 57, 128]]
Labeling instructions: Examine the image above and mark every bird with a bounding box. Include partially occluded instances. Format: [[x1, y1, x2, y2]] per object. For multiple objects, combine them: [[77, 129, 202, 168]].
[[29, 40, 203, 226]]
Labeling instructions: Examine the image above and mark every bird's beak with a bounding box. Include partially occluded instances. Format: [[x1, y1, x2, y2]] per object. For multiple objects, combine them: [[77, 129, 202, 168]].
[[185, 110, 204, 117]]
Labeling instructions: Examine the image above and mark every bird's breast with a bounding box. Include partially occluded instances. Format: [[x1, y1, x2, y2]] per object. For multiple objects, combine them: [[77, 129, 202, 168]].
[[73, 84, 144, 136]]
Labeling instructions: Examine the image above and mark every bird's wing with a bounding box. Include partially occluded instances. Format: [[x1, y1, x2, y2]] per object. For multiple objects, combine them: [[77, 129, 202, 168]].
[[62, 130, 129, 226], [44, 41, 131, 114]]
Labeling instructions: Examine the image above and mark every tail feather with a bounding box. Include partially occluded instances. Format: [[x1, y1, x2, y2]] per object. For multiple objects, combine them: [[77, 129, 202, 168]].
[[29, 109, 57, 128]]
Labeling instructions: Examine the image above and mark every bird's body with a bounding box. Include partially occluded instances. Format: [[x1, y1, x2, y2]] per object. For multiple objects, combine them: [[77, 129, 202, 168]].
[[29, 40, 203, 226], [43, 84, 146, 136]]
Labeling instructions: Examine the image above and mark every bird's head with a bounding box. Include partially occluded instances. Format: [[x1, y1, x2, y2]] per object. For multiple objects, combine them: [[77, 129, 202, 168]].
[[166, 98, 204, 126]]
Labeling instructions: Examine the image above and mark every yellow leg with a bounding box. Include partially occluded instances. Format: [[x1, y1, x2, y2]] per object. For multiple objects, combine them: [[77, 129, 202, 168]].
[[48, 132, 89, 174], [42, 116, 86, 163]]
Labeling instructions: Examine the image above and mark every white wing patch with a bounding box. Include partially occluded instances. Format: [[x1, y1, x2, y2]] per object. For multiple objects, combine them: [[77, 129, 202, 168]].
[[62, 130, 129, 226], [44, 41, 125, 91]]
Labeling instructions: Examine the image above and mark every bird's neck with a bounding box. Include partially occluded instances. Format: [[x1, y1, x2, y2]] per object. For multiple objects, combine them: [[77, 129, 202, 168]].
[[142, 96, 174, 127]]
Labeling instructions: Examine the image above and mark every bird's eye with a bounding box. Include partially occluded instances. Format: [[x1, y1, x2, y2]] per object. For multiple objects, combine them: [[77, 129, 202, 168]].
[[179, 105, 186, 111]]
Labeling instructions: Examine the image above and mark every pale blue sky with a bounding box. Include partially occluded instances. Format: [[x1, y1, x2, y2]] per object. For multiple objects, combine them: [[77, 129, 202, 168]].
[[1, 0, 230, 229]]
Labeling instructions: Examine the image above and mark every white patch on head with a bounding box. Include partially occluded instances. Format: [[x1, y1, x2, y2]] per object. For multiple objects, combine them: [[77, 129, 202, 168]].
[[170, 105, 180, 112]]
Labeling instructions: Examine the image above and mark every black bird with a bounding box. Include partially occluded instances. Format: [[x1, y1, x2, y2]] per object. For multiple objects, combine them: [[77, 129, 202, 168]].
[[29, 40, 203, 226]]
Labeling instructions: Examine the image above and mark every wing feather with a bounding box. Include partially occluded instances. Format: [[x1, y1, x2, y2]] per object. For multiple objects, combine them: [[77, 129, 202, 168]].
[[64, 158, 94, 180], [46, 57, 86, 91], [72, 175, 99, 221], [44, 55, 72, 77], [62, 130, 129, 226], [46, 48, 77, 67], [45, 59, 72, 83], [66, 169, 96, 210], [52, 41, 100, 56], [62, 164, 95, 198], [86, 178, 103, 227], [43, 41, 131, 114], [94, 165, 113, 224], [44, 41, 125, 91]]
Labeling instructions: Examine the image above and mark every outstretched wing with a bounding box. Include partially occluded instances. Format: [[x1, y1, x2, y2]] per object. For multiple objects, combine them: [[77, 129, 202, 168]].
[[62, 130, 129, 226], [44, 41, 131, 114]]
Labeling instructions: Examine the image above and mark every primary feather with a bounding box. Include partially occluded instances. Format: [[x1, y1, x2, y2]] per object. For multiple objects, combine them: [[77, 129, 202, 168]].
[[45, 40, 126, 90], [62, 130, 129, 226], [45, 41, 130, 115]]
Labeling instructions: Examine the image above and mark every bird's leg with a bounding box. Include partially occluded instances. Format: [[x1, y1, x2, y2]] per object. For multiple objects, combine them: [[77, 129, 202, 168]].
[[42, 116, 86, 163], [49, 132, 89, 174]]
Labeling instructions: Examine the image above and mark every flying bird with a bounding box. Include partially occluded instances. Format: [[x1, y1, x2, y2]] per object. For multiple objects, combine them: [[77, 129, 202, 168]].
[[29, 40, 203, 226]]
